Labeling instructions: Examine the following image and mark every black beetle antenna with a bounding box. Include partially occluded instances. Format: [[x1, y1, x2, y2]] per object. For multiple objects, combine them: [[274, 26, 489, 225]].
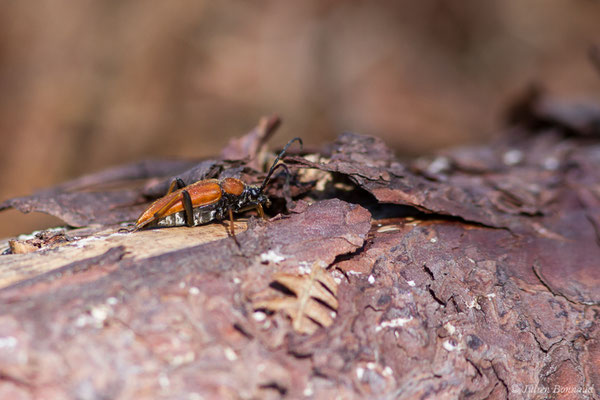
[[260, 137, 302, 192]]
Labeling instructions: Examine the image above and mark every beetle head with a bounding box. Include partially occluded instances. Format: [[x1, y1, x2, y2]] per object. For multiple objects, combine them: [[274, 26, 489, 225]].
[[246, 185, 269, 204]]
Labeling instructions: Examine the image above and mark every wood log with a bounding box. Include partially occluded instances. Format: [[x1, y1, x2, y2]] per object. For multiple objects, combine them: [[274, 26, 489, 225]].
[[1, 103, 599, 399]]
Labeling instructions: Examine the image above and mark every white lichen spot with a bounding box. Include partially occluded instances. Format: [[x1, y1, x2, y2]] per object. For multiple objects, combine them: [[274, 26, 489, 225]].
[[486, 293, 496, 299], [366, 362, 376, 370], [189, 287, 200, 296], [0, 336, 17, 349], [368, 275, 375, 284], [503, 149, 523, 166], [298, 262, 313, 275], [427, 156, 451, 175], [170, 351, 195, 367], [106, 297, 118, 306], [407, 280, 416, 287], [467, 298, 481, 310], [260, 250, 286, 264], [394, 331, 400, 339], [444, 322, 456, 335], [224, 347, 238, 361], [179, 281, 186, 289], [543, 157, 560, 170], [158, 373, 170, 389], [303, 384, 314, 397], [75, 315, 89, 328], [252, 311, 267, 322], [72, 235, 100, 249], [233, 277, 241, 284], [430, 237, 438, 243], [356, 367, 365, 380], [334, 276, 342, 284], [376, 316, 413, 332], [443, 339, 458, 352], [90, 304, 111, 323], [383, 366, 393, 376]]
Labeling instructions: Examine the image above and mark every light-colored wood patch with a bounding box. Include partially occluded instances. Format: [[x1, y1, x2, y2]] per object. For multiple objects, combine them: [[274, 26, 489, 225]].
[[0, 221, 247, 289]]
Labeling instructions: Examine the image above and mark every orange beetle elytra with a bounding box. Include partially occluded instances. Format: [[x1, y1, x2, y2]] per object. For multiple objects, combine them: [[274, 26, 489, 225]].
[[134, 138, 302, 233]]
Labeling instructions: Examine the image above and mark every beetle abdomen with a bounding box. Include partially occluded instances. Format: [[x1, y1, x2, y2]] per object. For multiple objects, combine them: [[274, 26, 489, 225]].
[[155, 204, 221, 228]]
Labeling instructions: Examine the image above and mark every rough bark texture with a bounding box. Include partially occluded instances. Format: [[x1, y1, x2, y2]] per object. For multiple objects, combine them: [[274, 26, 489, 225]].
[[1, 95, 599, 399]]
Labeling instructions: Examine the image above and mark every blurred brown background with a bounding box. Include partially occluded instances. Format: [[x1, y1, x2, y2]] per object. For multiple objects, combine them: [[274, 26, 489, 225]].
[[1, 0, 600, 238]]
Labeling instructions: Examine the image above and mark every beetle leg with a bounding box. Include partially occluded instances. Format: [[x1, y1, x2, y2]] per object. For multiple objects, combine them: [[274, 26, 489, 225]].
[[256, 203, 266, 220], [166, 178, 187, 195], [182, 190, 194, 227], [228, 208, 235, 237], [166, 180, 178, 195], [227, 207, 241, 247], [151, 195, 182, 221]]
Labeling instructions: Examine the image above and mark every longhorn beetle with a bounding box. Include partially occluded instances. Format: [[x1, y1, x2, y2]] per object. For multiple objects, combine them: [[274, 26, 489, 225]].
[[134, 137, 302, 236]]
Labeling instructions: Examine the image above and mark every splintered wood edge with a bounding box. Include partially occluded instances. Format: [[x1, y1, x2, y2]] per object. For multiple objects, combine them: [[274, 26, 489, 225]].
[[0, 221, 248, 289]]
